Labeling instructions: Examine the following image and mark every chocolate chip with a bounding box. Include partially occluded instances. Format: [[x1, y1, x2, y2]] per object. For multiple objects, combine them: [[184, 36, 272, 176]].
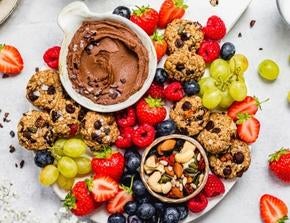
[[233, 152, 244, 164], [28, 91, 39, 102], [250, 20, 256, 28], [47, 86, 56, 95], [9, 131, 15, 138], [30, 138, 37, 143], [85, 44, 93, 55], [65, 104, 75, 114], [104, 128, 111, 135], [91, 132, 102, 144], [35, 116, 45, 128], [78, 108, 87, 121], [94, 120, 102, 129], [205, 121, 214, 131], [195, 115, 203, 121], [109, 91, 118, 99], [179, 127, 189, 135], [176, 63, 185, 71], [51, 110, 60, 122], [186, 69, 195, 76], [120, 78, 126, 84], [9, 145, 16, 153], [23, 131, 31, 139], [175, 39, 184, 48], [182, 101, 192, 111], [236, 169, 244, 177], [211, 127, 221, 133], [20, 160, 25, 168], [223, 166, 232, 176], [73, 62, 79, 69], [180, 32, 191, 41]]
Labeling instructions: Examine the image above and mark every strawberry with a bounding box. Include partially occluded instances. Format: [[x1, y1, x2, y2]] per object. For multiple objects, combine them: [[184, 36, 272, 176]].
[[146, 82, 164, 99], [91, 146, 125, 181], [269, 148, 290, 183], [0, 44, 24, 75], [236, 113, 260, 144], [90, 175, 119, 202], [197, 40, 220, 63], [203, 174, 225, 197], [203, 16, 226, 40], [132, 124, 155, 148], [151, 32, 167, 61], [136, 97, 166, 126], [115, 127, 134, 149], [130, 6, 159, 35], [43, 46, 61, 70], [64, 180, 99, 216], [228, 96, 269, 121], [158, 0, 188, 29], [107, 177, 134, 214], [260, 194, 288, 223], [164, 82, 185, 101], [115, 107, 136, 128], [187, 192, 208, 213]]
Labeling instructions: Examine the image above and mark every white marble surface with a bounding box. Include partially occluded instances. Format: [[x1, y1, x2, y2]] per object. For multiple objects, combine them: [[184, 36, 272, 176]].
[[0, 0, 290, 222]]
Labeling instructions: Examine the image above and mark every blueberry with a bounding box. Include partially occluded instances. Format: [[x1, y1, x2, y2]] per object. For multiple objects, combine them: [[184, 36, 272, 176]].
[[108, 213, 126, 223], [176, 205, 188, 220], [112, 6, 131, 19], [137, 194, 151, 204], [183, 80, 200, 96], [220, 42, 236, 60], [133, 180, 147, 197], [125, 201, 138, 216], [156, 120, 176, 137], [126, 154, 141, 173], [163, 207, 180, 223], [154, 202, 165, 215], [137, 203, 156, 220], [34, 150, 54, 168], [154, 68, 168, 84], [128, 215, 142, 223], [124, 148, 141, 160]]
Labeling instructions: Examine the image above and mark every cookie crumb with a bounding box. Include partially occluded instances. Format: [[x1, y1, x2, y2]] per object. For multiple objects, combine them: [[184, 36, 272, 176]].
[[3, 112, 10, 123], [238, 32, 242, 38], [0, 123, 3, 128], [250, 20, 256, 28], [210, 0, 219, 7], [20, 160, 25, 168], [9, 145, 16, 153], [15, 163, 18, 168], [9, 130, 15, 138], [35, 67, 40, 72]]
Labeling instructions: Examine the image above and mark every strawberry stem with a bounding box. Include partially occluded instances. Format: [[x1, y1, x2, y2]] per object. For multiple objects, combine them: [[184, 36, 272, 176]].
[[64, 192, 76, 209], [120, 176, 135, 194], [269, 148, 289, 162], [236, 112, 251, 124], [254, 96, 269, 110], [0, 44, 5, 52], [173, 0, 188, 9], [151, 31, 164, 43], [145, 96, 164, 108], [278, 216, 288, 223], [133, 5, 149, 16], [93, 146, 112, 158]]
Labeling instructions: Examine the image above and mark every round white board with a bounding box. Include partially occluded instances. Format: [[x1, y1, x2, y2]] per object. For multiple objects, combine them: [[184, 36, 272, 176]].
[[0, 0, 19, 25]]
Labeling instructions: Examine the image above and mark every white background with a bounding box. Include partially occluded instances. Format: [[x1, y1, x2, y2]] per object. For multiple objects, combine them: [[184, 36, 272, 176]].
[[0, 0, 290, 222]]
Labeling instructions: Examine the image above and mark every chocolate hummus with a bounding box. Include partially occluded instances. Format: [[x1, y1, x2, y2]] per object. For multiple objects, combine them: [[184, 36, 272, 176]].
[[66, 20, 149, 105]]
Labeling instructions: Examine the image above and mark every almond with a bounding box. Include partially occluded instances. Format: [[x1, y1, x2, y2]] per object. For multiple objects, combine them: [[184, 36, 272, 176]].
[[157, 139, 176, 155], [165, 166, 175, 176], [173, 163, 183, 178], [168, 186, 183, 198]]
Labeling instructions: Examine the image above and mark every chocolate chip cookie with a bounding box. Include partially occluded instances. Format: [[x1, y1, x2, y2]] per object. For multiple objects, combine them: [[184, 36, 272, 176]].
[[164, 19, 204, 54], [197, 112, 236, 154], [17, 110, 54, 150], [50, 98, 81, 137], [164, 50, 205, 82], [26, 70, 63, 111], [209, 139, 251, 179], [170, 96, 210, 136], [80, 112, 119, 149]]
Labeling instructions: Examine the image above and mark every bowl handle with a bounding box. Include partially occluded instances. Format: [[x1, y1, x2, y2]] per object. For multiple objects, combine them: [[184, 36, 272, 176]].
[[58, 1, 92, 33]]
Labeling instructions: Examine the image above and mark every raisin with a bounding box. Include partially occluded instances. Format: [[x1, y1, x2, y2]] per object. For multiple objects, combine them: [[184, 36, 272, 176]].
[[28, 91, 39, 102], [175, 39, 184, 48], [65, 104, 75, 113], [94, 120, 102, 129], [176, 63, 185, 71], [205, 121, 214, 131], [47, 86, 56, 95]]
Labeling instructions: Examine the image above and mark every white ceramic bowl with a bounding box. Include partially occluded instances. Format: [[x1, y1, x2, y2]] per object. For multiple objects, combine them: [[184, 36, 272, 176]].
[[276, 0, 290, 26], [57, 1, 157, 112]]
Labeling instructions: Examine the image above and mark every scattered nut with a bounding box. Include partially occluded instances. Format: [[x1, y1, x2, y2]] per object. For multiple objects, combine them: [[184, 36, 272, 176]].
[[165, 166, 175, 176], [148, 171, 172, 194], [157, 139, 176, 155], [168, 186, 183, 198], [173, 163, 183, 178], [175, 141, 195, 163]]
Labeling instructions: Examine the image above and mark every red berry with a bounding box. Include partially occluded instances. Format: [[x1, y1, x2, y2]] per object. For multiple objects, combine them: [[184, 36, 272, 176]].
[[115, 127, 134, 149], [164, 82, 184, 101], [115, 107, 136, 128], [269, 148, 290, 183], [69, 123, 79, 136], [146, 82, 164, 99], [187, 193, 208, 213], [132, 124, 155, 148], [203, 174, 225, 197], [43, 46, 61, 69], [198, 41, 220, 63], [203, 16, 226, 40]]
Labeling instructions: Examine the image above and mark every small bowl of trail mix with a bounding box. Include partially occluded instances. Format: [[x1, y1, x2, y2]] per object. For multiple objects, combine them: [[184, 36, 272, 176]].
[[140, 134, 209, 203]]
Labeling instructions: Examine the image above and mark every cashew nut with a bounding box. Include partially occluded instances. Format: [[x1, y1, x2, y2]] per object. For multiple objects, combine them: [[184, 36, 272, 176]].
[[175, 141, 195, 163], [147, 171, 172, 194], [144, 155, 165, 174]]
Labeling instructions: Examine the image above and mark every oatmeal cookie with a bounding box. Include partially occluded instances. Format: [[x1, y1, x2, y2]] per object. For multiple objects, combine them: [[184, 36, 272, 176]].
[[209, 139, 251, 179], [197, 112, 236, 154], [50, 98, 81, 137], [165, 19, 204, 54], [26, 70, 63, 111], [17, 110, 54, 150], [80, 112, 119, 149], [164, 50, 205, 82], [170, 96, 210, 136]]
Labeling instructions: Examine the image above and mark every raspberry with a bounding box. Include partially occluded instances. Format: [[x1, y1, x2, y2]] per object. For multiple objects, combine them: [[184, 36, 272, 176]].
[[132, 124, 155, 148], [203, 16, 226, 40], [43, 46, 61, 69], [115, 107, 136, 128], [146, 82, 164, 99], [203, 174, 225, 197], [164, 82, 184, 102], [198, 41, 220, 63], [187, 193, 208, 213], [115, 127, 134, 149]]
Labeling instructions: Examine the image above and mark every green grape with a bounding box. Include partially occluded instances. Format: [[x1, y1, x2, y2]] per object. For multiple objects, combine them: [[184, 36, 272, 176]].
[[63, 138, 87, 158], [57, 174, 74, 190], [229, 81, 247, 101], [202, 89, 222, 110], [75, 157, 92, 175], [51, 138, 67, 158], [229, 54, 249, 75], [57, 156, 78, 178], [39, 165, 59, 186], [258, 59, 279, 81], [219, 89, 234, 108], [209, 59, 232, 81], [198, 77, 216, 95]]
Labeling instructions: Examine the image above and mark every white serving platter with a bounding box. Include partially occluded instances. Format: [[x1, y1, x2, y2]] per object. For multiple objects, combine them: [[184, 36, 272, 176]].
[[0, 0, 19, 25]]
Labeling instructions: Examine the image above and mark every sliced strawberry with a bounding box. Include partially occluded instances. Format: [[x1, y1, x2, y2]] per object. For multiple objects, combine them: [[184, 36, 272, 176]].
[[260, 194, 288, 223], [90, 176, 119, 202], [236, 113, 260, 144], [151, 32, 167, 61], [0, 44, 24, 75]]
